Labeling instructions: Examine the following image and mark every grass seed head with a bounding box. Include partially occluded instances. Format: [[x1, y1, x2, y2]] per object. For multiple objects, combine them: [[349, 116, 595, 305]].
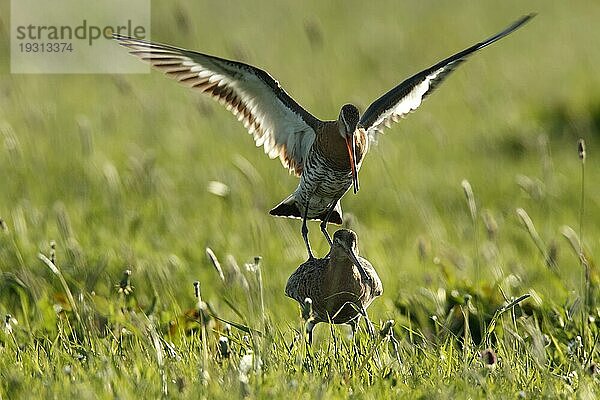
[[207, 181, 230, 197], [206, 247, 225, 283], [117, 269, 134, 295], [245, 262, 257, 273], [577, 138, 586, 162], [379, 319, 395, 338], [482, 210, 498, 240], [50, 240, 56, 264], [193, 281, 201, 299], [4, 314, 17, 334], [481, 348, 497, 368], [461, 179, 477, 221], [218, 336, 230, 359]]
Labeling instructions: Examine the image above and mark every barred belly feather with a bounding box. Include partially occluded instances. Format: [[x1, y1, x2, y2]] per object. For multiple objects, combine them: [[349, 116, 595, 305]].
[[295, 147, 353, 219]]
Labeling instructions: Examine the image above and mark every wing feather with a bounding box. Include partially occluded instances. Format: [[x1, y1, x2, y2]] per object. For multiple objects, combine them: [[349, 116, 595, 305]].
[[114, 34, 320, 176], [359, 14, 534, 140]]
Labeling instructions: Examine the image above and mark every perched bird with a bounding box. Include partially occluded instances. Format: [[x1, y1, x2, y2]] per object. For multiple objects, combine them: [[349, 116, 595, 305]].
[[285, 229, 383, 344], [113, 15, 533, 257]]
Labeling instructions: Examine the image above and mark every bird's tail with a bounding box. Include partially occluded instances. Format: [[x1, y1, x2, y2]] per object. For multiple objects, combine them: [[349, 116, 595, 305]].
[[269, 197, 303, 219], [269, 196, 343, 224]]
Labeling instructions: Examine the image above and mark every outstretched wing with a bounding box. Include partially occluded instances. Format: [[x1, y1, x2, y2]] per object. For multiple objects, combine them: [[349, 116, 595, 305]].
[[359, 14, 534, 138], [114, 34, 320, 176]]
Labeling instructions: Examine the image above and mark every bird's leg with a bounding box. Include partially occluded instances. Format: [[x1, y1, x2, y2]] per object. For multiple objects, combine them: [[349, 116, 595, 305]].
[[302, 320, 316, 372], [305, 319, 316, 346], [348, 318, 360, 356], [349, 318, 358, 337], [301, 196, 314, 260], [360, 307, 376, 338], [319, 202, 338, 248]]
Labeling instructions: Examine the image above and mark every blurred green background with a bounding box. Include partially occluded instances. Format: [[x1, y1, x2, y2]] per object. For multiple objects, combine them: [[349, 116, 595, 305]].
[[1, 0, 599, 329]]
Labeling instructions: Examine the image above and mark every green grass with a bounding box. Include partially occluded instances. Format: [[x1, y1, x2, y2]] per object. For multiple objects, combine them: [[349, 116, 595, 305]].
[[1, 0, 600, 398]]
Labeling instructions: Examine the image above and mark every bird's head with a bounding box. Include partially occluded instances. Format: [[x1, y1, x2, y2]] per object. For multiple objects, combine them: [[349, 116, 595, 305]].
[[332, 229, 361, 267], [337, 104, 360, 193]]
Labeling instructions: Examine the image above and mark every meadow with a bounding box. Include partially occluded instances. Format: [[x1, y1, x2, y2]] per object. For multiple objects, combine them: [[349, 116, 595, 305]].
[[1, 0, 600, 398]]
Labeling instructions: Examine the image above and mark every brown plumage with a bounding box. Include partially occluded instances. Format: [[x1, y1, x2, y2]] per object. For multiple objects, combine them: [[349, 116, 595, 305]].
[[285, 229, 382, 343], [113, 15, 533, 259]]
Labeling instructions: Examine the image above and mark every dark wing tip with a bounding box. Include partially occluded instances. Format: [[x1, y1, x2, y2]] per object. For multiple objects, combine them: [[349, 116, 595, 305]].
[[112, 33, 158, 48], [112, 33, 145, 49], [475, 13, 536, 53], [112, 33, 136, 42], [504, 13, 536, 35], [359, 14, 536, 131]]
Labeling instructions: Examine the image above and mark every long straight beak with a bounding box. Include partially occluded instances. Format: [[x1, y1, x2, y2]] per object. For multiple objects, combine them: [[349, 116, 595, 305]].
[[341, 242, 370, 282], [345, 134, 360, 194]]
